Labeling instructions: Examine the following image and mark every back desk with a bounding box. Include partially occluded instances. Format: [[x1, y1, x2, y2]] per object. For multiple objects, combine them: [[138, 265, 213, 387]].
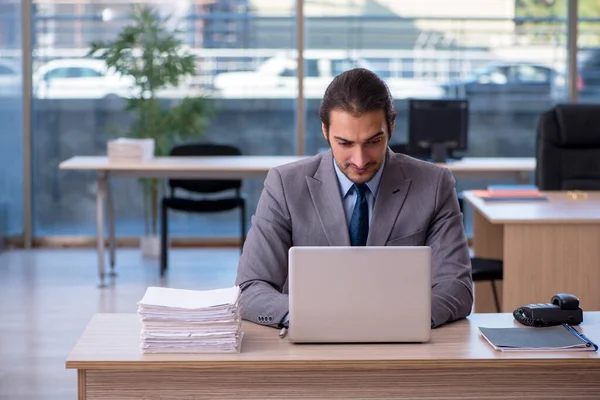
[[464, 191, 600, 313], [58, 155, 535, 287], [66, 312, 600, 399]]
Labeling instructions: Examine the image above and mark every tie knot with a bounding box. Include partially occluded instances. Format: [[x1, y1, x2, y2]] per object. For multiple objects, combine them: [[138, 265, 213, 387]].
[[354, 183, 369, 198]]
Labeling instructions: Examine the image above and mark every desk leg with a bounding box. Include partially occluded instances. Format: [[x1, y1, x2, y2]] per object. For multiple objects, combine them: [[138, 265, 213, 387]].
[[96, 171, 107, 288], [106, 174, 117, 277], [472, 211, 504, 313], [78, 370, 87, 400]]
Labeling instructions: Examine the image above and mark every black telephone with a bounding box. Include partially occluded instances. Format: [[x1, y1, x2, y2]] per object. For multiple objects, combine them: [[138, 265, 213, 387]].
[[513, 293, 583, 327]]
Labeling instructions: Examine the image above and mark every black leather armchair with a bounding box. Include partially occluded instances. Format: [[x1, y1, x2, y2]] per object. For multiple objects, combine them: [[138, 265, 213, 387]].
[[536, 104, 600, 190], [160, 143, 246, 276]]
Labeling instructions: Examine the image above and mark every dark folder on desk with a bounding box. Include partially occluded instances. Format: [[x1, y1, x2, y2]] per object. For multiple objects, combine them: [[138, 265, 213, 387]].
[[479, 325, 598, 352]]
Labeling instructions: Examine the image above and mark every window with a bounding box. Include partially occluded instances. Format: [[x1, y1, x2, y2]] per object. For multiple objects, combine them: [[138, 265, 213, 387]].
[[304, 0, 568, 155], [70, 67, 103, 78], [305, 0, 568, 236], [0, 6, 23, 238], [44, 67, 70, 80], [31, 1, 296, 238], [515, 65, 550, 83], [480, 67, 510, 84], [331, 58, 361, 76], [578, 1, 600, 103], [44, 66, 103, 80], [305, 59, 320, 77], [24, 0, 575, 241], [0, 65, 16, 76]]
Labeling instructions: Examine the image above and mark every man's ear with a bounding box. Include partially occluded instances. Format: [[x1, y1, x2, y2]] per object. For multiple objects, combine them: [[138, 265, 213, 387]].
[[388, 120, 395, 140], [321, 122, 328, 141]]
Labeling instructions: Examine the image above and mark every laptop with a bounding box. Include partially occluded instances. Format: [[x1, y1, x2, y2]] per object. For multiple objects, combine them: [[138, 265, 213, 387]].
[[288, 246, 432, 343]]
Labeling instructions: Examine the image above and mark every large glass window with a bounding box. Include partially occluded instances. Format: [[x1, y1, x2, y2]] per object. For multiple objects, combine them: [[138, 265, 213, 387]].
[[31, 1, 296, 238], [303, 0, 567, 236], [578, 0, 600, 103], [28, 0, 577, 240], [305, 0, 568, 156], [0, 0, 23, 239]]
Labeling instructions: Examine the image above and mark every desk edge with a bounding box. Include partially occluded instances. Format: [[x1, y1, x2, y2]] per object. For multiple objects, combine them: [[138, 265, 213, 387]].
[[65, 357, 599, 371]]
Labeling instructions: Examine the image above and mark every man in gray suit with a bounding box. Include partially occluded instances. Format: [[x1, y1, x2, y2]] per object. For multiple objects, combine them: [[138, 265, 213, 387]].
[[235, 68, 473, 329]]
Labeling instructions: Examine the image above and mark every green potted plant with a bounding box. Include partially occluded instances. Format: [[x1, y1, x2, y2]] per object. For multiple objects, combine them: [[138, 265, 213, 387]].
[[88, 5, 213, 257]]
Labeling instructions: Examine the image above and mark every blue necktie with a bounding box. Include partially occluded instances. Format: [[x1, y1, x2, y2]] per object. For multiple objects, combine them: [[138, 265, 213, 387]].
[[349, 183, 369, 246]]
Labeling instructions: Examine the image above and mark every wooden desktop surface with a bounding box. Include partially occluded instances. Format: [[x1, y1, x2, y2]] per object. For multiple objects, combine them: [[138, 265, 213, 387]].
[[66, 313, 600, 369], [463, 190, 600, 224], [66, 313, 600, 399]]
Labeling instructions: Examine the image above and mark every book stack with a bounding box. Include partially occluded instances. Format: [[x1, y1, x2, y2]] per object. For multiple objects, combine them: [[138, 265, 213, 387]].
[[137, 286, 243, 354], [107, 138, 155, 163]]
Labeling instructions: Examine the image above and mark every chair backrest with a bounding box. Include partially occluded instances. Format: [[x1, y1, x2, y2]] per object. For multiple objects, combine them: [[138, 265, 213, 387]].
[[535, 104, 600, 190], [169, 143, 242, 194]]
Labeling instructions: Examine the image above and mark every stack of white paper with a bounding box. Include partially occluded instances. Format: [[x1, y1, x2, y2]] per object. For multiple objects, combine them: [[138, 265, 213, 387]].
[[107, 138, 155, 163], [137, 286, 243, 353]]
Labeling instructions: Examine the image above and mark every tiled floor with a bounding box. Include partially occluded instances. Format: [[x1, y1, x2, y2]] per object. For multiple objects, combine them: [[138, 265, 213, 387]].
[[0, 248, 240, 400]]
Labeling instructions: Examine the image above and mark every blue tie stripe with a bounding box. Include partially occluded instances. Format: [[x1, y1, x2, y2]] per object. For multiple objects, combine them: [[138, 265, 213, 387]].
[[349, 183, 369, 246]]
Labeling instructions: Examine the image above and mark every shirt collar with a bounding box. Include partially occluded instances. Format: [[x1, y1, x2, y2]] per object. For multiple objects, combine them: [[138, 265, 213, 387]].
[[333, 156, 385, 199]]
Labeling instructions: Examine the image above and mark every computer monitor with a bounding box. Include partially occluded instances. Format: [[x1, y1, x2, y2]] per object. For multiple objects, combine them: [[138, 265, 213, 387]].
[[407, 99, 468, 162]]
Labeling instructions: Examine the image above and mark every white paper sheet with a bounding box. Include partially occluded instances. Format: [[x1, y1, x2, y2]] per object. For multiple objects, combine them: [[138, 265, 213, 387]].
[[138, 286, 240, 310]]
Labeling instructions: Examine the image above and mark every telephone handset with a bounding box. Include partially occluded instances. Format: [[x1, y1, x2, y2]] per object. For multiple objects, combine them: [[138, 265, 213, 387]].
[[513, 293, 584, 327]]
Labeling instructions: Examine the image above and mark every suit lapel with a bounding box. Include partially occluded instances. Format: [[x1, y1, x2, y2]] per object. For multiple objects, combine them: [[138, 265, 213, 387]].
[[367, 149, 412, 246], [306, 151, 351, 246]]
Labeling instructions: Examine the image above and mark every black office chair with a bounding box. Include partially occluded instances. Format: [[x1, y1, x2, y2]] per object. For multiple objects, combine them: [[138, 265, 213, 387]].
[[451, 195, 503, 312], [160, 143, 246, 276], [390, 144, 504, 311], [470, 257, 503, 311], [535, 103, 600, 190]]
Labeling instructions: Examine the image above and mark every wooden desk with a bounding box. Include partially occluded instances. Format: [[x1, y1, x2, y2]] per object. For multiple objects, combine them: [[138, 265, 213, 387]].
[[59, 155, 535, 180], [66, 313, 600, 400], [59, 155, 535, 286], [464, 191, 600, 313]]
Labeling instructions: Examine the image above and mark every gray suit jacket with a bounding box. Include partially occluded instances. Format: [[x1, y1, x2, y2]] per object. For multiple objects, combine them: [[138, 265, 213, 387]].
[[235, 148, 473, 328]]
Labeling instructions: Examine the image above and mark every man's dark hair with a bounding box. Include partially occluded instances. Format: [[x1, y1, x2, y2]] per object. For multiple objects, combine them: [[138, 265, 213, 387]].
[[319, 68, 397, 138]]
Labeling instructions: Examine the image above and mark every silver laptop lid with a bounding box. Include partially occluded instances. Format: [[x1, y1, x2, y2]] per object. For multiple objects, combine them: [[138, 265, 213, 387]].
[[288, 246, 432, 343]]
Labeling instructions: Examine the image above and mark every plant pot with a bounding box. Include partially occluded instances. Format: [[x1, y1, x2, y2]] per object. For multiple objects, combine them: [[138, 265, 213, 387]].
[[140, 235, 161, 258]]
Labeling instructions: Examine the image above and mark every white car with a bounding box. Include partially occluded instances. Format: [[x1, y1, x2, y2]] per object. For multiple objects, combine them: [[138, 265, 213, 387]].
[[33, 58, 199, 100], [33, 58, 135, 99], [213, 51, 444, 99]]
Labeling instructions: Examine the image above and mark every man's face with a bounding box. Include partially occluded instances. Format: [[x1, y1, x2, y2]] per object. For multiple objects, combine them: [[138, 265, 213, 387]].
[[323, 109, 392, 184]]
